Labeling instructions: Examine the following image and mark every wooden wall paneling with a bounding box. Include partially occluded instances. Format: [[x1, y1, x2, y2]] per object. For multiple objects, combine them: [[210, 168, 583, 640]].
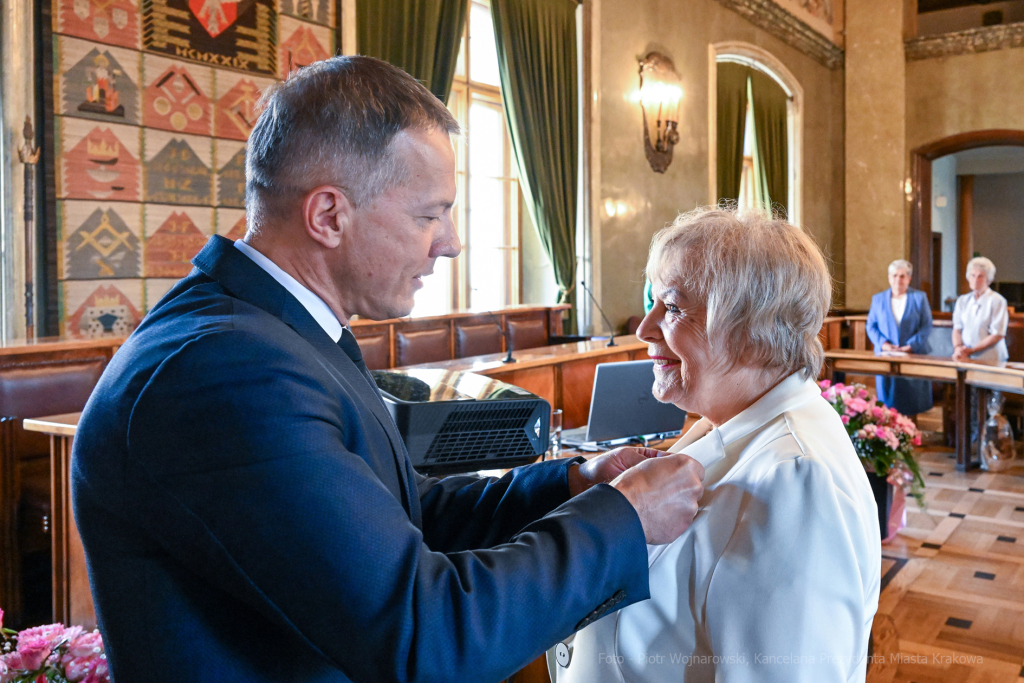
[[0, 418, 20, 625], [44, 428, 94, 629], [489, 366, 557, 408], [1007, 321, 1024, 362], [957, 174, 974, 295], [547, 307, 562, 337], [559, 352, 631, 428]]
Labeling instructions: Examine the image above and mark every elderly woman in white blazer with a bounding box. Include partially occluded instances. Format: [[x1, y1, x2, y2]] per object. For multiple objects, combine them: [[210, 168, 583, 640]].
[[555, 208, 881, 683]]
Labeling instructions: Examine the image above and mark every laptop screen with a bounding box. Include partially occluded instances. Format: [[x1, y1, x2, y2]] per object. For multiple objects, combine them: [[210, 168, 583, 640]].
[[582, 359, 687, 443]]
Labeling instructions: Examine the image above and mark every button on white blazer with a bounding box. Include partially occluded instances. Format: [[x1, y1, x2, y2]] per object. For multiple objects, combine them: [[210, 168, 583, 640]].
[[555, 373, 881, 683]]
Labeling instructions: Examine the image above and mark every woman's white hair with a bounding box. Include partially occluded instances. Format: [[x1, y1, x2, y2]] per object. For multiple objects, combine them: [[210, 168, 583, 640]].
[[966, 256, 996, 283], [645, 206, 832, 380], [888, 259, 913, 277]]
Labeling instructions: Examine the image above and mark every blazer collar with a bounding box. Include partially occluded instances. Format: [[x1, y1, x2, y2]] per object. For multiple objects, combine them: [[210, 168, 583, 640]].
[[192, 236, 356, 368], [192, 236, 419, 521], [670, 373, 820, 484]]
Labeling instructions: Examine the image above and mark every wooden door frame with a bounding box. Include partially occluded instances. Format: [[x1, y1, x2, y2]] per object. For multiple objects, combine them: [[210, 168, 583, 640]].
[[910, 129, 1024, 299]]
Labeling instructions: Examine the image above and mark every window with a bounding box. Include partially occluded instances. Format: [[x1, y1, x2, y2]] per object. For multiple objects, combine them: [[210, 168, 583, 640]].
[[736, 96, 758, 212], [710, 43, 803, 226], [412, 0, 521, 316]]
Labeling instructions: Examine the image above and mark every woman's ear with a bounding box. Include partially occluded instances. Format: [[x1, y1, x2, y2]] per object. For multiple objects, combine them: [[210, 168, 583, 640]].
[[302, 185, 353, 249]]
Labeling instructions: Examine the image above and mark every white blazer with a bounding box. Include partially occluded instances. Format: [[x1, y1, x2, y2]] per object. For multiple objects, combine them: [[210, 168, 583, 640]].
[[555, 373, 881, 683]]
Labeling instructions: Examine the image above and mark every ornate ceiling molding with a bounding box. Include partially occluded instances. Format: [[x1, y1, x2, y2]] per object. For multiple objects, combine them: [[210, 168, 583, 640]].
[[712, 0, 844, 70], [906, 23, 1024, 61]]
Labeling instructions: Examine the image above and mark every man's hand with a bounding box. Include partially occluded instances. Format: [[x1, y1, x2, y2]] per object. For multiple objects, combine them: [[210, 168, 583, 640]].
[[567, 447, 664, 497], [952, 345, 972, 361], [610, 454, 705, 545]]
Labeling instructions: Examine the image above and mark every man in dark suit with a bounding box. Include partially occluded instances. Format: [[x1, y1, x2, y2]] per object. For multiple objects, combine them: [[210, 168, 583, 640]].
[[71, 56, 704, 682]]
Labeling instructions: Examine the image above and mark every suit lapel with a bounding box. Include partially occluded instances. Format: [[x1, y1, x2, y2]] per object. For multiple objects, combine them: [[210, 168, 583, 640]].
[[191, 236, 420, 525], [881, 293, 898, 344], [898, 291, 917, 343]]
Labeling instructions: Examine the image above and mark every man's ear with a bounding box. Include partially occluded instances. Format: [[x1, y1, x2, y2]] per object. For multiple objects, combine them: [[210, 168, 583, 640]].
[[302, 185, 352, 249]]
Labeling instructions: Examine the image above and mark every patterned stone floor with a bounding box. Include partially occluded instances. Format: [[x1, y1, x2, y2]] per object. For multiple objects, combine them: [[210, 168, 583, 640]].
[[869, 445, 1024, 683]]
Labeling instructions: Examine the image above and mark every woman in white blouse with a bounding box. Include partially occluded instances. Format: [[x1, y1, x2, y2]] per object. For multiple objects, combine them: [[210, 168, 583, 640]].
[[555, 208, 880, 683], [952, 256, 1009, 362]]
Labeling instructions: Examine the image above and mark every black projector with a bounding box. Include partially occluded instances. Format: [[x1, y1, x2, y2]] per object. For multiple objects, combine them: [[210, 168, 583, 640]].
[[371, 369, 550, 475]]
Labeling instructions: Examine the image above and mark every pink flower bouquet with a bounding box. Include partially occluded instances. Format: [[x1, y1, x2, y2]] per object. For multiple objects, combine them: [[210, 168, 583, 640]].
[[819, 380, 926, 508], [0, 609, 109, 683]]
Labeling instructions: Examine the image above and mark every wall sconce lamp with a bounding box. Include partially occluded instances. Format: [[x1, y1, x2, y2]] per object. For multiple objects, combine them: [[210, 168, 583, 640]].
[[638, 52, 683, 173]]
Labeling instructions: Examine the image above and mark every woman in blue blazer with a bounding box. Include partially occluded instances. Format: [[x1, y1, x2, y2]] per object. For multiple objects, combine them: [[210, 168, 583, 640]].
[[866, 259, 934, 416]]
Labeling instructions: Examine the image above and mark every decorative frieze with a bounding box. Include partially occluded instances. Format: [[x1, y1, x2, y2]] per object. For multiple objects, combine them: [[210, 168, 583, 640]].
[[906, 23, 1024, 61], [712, 0, 845, 70]]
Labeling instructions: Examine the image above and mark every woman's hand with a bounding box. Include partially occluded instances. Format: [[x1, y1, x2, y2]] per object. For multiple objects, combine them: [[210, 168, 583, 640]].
[[881, 342, 897, 352], [952, 345, 973, 361]]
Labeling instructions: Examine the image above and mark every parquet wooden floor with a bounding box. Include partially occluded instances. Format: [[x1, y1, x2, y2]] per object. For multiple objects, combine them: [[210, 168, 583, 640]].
[[870, 445, 1024, 683]]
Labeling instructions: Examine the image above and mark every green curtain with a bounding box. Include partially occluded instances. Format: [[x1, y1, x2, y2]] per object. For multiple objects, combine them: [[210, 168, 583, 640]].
[[491, 0, 579, 331], [750, 69, 788, 216], [356, 0, 468, 103], [716, 62, 749, 203]]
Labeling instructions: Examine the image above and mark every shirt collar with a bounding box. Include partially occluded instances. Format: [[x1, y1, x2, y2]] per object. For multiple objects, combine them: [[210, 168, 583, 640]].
[[670, 372, 820, 476], [233, 239, 344, 343]]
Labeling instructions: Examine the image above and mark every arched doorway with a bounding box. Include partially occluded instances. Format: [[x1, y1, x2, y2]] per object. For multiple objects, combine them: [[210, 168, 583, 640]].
[[909, 129, 1024, 301]]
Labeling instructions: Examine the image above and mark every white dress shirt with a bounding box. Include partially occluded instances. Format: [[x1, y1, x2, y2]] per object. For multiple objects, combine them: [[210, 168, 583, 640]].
[[234, 240, 345, 343], [891, 293, 907, 325], [555, 373, 881, 683], [953, 288, 1009, 362]]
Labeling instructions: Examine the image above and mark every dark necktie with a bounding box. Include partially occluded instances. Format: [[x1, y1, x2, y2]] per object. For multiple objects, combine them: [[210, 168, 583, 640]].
[[337, 328, 365, 367]]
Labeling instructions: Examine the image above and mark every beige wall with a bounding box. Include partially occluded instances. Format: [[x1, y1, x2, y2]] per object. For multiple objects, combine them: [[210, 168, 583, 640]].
[[906, 48, 1024, 150], [843, 0, 906, 310], [595, 0, 845, 330]]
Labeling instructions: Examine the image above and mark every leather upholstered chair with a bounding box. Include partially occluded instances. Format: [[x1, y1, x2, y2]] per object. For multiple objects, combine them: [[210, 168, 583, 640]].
[[507, 317, 549, 352], [455, 323, 503, 358], [352, 332, 390, 370], [0, 359, 107, 629], [395, 327, 452, 367]]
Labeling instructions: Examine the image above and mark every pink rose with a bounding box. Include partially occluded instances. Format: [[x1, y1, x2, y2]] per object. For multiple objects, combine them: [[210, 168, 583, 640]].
[[848, 397, 869, 413], [15, 623, 66, 671], [841, 415, 850, 424], [81, 659, 109, 683], [819, 379, 831, 390], [66, 630, 102, 659], [858, 388, 869, 400], [871, 406, 885, 421]]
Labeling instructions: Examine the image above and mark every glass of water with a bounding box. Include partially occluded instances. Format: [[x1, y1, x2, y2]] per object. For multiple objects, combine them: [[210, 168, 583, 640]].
[[549, 409, 563, 459]]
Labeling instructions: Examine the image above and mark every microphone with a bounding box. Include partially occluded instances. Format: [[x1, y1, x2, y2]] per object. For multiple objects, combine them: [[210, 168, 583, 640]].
[[580, 280, 617, 347], [486, 311, 516, 363]]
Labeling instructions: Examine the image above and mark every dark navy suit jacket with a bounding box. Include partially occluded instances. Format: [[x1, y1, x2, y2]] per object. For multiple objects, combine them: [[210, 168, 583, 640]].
[[866, 288, 934, 415], [71, 235, 648, 682]]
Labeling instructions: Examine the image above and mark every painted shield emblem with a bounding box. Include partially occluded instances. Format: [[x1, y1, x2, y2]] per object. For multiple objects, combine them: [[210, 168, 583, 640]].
[[188, 0, 239, 38]]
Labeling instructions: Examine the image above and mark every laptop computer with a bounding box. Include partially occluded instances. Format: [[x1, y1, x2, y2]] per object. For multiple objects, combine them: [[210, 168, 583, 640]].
[[561, 359, 687, 450]]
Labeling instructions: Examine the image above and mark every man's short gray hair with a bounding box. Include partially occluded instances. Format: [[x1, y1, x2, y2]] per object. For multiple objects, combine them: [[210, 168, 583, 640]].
[[966, 256, 996, 283], [888, 259, 913, 277], [245, 56, 460, 227], [646, 207, 832, 380]]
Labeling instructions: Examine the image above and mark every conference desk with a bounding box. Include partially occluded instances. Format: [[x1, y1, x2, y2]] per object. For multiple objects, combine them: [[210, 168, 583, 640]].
[[824, 349, 1024, 470]]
